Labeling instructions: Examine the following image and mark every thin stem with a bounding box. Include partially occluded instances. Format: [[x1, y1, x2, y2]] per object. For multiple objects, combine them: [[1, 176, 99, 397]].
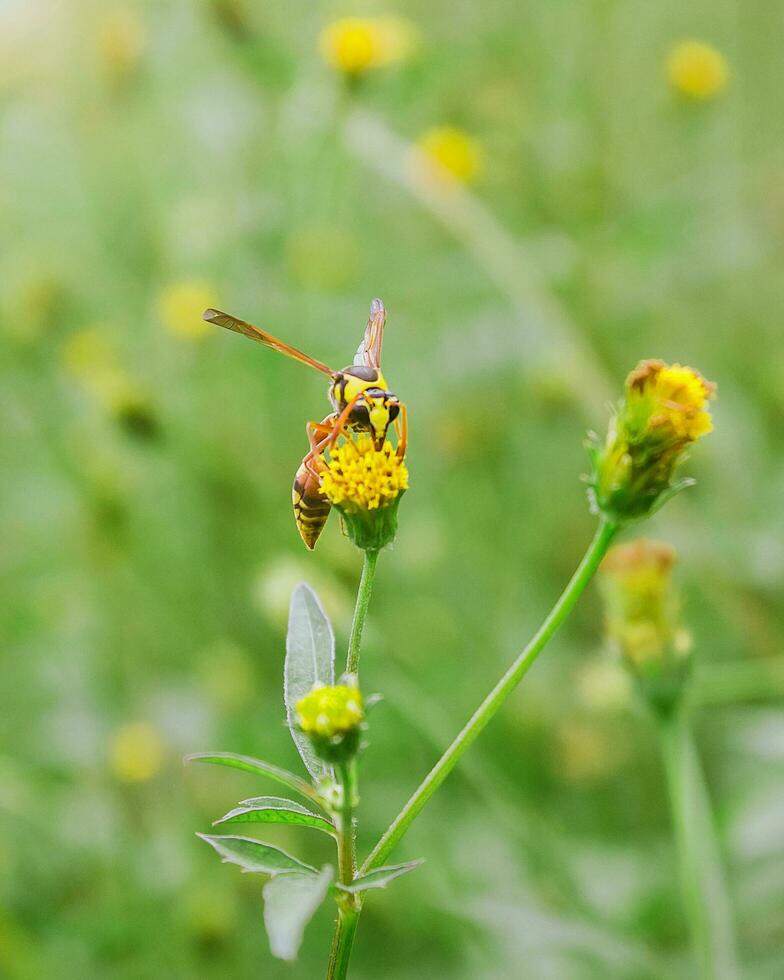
[[326, 908, 360, 980], [327, 763, 360, 979], [362, 518, 617, 873], [658, 710, 741, 980], [345, 550, 378, 676]]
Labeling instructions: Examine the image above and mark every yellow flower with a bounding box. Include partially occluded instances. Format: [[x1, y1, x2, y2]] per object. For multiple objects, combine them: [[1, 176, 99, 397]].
[[627, 360, 715, 440], [109, 722, 164, 783], [158, 280, 220, 340], [320, 435, 408, 511], [588, 359, 716, 523], [296, 684, 364, 739], [667, 40, 729, 100], [319, 16, 419, 76], [416, 126, 483, 184], [319, 434, 408, 550]]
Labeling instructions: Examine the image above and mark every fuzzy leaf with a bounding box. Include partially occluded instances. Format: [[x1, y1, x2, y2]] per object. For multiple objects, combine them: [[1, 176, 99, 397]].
[[336, 859, 424, 894], [213, 796, 334, 835], [197, 833, 317, 875], [184, 752, 320, 804], [263, 866, 334, 961], [285, 583, 335, 781]]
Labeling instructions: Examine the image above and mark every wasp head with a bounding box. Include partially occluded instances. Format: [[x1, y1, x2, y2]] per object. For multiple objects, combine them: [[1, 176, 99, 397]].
[[350, 391, 400, 448]]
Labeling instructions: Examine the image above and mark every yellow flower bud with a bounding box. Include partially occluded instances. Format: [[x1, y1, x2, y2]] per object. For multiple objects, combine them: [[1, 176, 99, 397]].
[[588, 360, 716, 524], [667, 40, 729, 101], [318, 17, 419, 77], [295, 683, 364, 763], [415, 126, 483, 184], [109, 721, 165, 783], [599, 540, 691, 713]]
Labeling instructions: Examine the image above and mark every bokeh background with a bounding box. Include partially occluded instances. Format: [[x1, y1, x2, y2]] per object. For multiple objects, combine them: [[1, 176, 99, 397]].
[[2, 1, 783, 977]]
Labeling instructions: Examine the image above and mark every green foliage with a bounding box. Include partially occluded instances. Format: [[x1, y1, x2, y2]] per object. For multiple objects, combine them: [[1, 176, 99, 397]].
[[335, 860, 424, 894], [263, 867, 335, 961], [184, 752, 320, 803], [213, 796, 335, 835], [197, 834, 318, 875], [285, 583, 336, 781]]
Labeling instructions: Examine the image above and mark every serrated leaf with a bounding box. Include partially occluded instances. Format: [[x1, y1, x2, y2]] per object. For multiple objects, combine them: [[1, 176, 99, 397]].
[[263, 866, 334, 961], [197, 833, 317, 875], [336, 859, 424, 894], [184, 752, 322, 805], [284, 583, 335, 781], [213, 796, 335, 835]]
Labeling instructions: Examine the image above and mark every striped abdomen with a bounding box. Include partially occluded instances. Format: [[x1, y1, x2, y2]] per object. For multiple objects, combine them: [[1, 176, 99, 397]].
[[292, 463, 330, 550]]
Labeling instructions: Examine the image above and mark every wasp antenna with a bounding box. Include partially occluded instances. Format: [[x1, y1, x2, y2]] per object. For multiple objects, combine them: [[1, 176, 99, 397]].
[[370, 298, 384, 314], [202, 308, 223, 322]]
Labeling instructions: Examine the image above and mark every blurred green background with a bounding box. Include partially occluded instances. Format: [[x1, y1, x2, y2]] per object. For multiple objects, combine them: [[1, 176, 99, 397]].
[[2, 1, 783, 977]]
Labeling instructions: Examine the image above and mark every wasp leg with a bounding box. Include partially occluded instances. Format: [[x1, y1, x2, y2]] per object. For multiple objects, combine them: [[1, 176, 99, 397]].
[[300, 391, 365, 475], [394, 402, 408, 458], [302, 415, 339, 481]]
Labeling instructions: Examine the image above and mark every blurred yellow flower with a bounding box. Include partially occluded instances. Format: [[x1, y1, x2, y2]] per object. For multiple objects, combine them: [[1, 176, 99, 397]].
[[667, 40, 729, 100], [158, 280, 220, 341], [109, 722, 164, 783], [318, 16, 419, 76], [416, 126, 483, 184], [98, 9, 146, 82]]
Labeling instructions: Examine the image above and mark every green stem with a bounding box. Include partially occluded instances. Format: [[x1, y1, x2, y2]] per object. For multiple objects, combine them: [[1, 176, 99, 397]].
[[658, 710, 741, 980], [345, 550, 378, 676], [327, 763, 360, 979], [326, 908, 360, 980], [362, 518, 617, 873]]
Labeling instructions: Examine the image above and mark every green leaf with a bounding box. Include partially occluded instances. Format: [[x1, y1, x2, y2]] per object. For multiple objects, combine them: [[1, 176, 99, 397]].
[[213, 796, 334, 835], [335, 859, 424, 894], [197, 833, 317, 875], [263, 866, 334, 961], [285, 583, 335, 781], [183, 752, 321, 805]]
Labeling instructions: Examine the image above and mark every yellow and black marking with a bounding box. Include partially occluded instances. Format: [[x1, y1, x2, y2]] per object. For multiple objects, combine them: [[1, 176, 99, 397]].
[[292, 469, 331, 551]]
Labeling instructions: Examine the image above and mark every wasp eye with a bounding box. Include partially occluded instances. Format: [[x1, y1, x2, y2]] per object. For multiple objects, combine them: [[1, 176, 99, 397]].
[[388, 403, 400, 421], [350, 403, 370, 425]]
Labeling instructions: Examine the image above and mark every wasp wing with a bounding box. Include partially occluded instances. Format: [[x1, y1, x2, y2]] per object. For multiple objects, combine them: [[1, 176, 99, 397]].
[[353, 298, 386, 370], [204, 309, 334, 377]]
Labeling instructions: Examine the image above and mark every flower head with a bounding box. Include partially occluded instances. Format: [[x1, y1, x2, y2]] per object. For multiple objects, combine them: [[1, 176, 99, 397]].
[[296, 683, 364, 763], [415, 126, 483, 184], [159, 280, 220, 341], [319, 17, 419, 77], [599, 539, 692, 713], [320, 434, 408, 551], [667, 40, 729, 100], [588, 359, 716, 524]]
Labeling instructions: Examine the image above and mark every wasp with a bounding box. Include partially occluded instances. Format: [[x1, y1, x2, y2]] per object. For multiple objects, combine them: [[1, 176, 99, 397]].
[[203, 299, 407, 549]]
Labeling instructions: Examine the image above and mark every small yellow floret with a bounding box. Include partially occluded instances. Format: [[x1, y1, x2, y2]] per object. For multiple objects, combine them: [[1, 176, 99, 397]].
[[109, 721, 164, 783], [320, 435, 408, 511], [319, 17, 419, 75], [158, 280, 220, 341], [296, 685, 364, 738], [416, 126, 483, 184], [667, 40, 729, 100], [628, 360, 715, 441]]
